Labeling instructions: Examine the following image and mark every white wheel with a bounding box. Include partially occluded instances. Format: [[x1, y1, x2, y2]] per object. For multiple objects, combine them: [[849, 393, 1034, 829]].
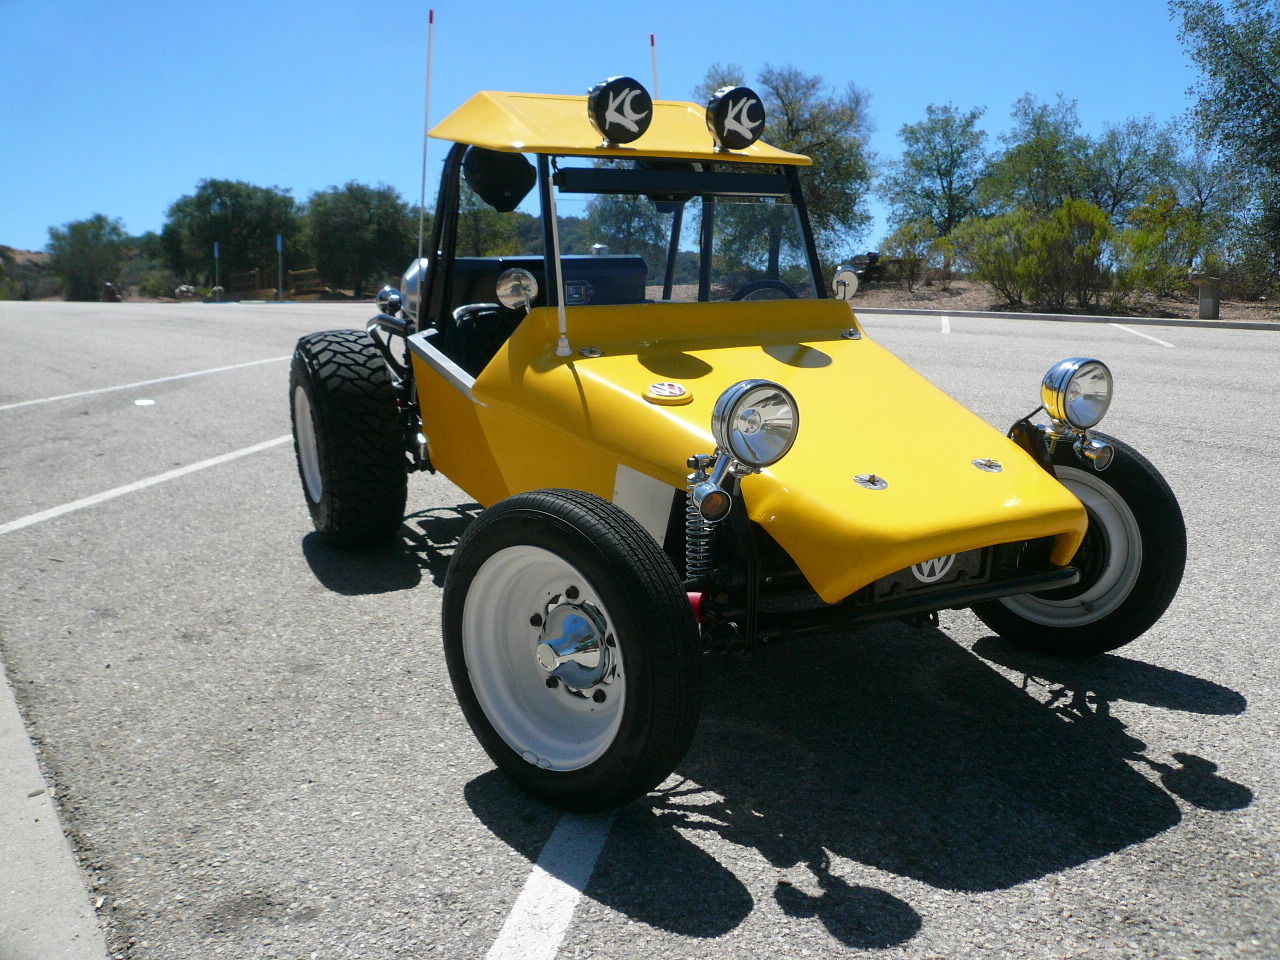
[[997, 466, 1142, 627], [293, 383, 323, 502], [462, 545, 625, 771]]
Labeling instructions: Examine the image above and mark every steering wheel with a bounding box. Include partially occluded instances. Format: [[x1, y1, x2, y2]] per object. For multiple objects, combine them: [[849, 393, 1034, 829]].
[[730, 279, 800, 302]]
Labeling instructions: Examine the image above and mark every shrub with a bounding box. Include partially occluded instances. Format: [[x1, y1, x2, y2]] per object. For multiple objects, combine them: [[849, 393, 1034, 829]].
[[948, 210, 1038, 305], [138, 270, 178, 299], [950, 201, 1112, 311], [1024, 198, 1112, 311], [881, 219, 937, 292]]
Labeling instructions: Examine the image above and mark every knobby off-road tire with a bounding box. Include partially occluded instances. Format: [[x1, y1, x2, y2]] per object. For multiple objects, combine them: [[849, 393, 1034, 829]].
[[290, 330, 407, 547], [443, 489, 702, 812], [972, 432, 1185, 656]]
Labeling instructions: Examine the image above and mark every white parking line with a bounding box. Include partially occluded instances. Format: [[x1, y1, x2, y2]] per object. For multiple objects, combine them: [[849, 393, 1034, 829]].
[[485, 812, 614, 960], [1109, 323, 1175, 348], [0, 435, 291, 536], [940, 314, 951, 334], [0, 356, 291, 412]]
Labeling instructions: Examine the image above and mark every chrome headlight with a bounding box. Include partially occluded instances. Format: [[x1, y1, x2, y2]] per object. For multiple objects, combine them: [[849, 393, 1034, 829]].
[[1042, 358, 1112, 429], [711, 379, 799, 468]]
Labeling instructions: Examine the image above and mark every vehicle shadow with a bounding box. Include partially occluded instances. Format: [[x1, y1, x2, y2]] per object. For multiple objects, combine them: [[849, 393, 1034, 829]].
[[466, 620, 1252, 949], [300, 503, 481, 594], [969, 636, 1252, 812]]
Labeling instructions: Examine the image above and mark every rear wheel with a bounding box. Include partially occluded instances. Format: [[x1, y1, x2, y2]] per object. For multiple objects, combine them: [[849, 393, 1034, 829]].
[[443, 489, 701, 811], [289, 330, 407, 546], [972, 433, 1185, 655]]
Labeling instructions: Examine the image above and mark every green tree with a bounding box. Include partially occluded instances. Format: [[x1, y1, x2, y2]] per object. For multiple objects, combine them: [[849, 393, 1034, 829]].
[[880, 103, 988, 236], [582, 194, 669, 279], [305, 182, 416, 296], [1079, 117, 1178, 224], [455, 182, 518, 258], [1172, 0, 1280, 176], [162, 179, 299, 287], [1172, 0, 1280, 296], [1172, 147, 1241, 262], [979, 94, 1089, 216], [696, 64, 875, 257], [47, 214, 128, 301]]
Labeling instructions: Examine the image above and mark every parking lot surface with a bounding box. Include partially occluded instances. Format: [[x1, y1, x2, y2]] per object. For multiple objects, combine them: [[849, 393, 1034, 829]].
[[1, 301, 1276, 959]]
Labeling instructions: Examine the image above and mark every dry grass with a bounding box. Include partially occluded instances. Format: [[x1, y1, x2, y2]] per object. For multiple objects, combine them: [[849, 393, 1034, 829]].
[[852, 278, 1277, 324]]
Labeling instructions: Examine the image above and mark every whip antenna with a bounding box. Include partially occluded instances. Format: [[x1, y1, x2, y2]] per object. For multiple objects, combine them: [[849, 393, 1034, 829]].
[[415, 9, 436, 321], [650, 33, 659, 98]]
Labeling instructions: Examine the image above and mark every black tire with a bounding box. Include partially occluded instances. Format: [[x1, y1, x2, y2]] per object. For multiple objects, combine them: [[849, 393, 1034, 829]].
[[289, 330, 407, 547], [972, 432, 1185, 656], [443, 489, 701, 811]]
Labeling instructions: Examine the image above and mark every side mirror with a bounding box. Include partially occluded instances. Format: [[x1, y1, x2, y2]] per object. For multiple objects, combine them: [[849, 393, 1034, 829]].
[[376, 285, 404, 315], [496, 268, 539, 313], [831, 265, 859, 301]]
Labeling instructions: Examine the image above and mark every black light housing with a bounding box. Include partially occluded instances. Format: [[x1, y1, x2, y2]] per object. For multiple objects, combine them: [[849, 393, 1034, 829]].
[[705, 85, 765, 151], [586, 76, 653, 144]]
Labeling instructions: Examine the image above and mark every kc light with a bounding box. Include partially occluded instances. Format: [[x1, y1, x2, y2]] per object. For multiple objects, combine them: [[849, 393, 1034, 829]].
[[711, 379, 799, 468], [1042, 358, 1113, 429]]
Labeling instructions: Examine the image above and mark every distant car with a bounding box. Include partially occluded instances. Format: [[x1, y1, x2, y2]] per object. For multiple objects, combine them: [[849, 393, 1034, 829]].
[[289, 78, 1185, 811]]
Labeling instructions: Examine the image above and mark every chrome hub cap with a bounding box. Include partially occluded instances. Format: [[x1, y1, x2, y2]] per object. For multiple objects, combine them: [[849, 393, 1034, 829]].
[[534, 600, 613, 689]]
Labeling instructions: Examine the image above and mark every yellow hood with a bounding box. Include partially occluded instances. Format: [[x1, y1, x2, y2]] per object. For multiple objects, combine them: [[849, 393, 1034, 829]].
[[420, 299, 1085, 604]]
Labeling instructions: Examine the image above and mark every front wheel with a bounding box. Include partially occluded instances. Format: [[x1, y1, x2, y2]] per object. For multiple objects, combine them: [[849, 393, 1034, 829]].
[[443, 489, 701, 811], [972, 433, 1185, 656]]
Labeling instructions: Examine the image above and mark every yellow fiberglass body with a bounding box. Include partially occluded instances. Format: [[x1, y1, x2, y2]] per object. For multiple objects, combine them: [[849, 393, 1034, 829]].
[[410, 298, 1087, 605]]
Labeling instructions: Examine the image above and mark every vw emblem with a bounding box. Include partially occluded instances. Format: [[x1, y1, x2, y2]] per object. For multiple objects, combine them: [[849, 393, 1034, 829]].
[[643, 381, 693, 406], [911, 554, 956, 584]]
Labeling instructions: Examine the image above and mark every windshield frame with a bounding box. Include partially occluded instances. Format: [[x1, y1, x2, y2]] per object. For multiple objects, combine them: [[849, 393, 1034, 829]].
[[543, 155, 827, 307]]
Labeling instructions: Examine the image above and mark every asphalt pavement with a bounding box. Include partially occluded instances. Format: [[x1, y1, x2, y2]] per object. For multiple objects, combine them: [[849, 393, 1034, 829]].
[[0, 300, 1276, 960]]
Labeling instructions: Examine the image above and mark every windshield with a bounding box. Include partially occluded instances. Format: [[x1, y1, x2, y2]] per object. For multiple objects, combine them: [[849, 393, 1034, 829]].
[[550, 158, 821, 303]]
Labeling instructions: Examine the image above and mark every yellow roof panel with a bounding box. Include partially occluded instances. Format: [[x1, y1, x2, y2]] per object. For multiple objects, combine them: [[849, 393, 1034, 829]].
[[429, 91, 811, 166]]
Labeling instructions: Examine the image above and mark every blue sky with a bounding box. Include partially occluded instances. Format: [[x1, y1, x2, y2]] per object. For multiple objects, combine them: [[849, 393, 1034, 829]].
[[0, 0, 1199, 252]]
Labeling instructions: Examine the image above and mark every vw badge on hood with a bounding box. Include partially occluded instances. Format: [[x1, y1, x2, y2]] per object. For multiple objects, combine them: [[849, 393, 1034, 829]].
[[587, 77, 653, 144], [706, 85, 765, 151]]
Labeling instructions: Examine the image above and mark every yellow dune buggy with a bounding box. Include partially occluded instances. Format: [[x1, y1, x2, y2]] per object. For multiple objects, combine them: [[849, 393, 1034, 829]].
[[289, 79, 1185, 810]]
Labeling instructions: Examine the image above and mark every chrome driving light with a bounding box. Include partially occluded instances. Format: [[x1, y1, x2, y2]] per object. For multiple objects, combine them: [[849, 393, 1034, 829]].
[[711, 379, 799, 469], [1042, 358, 1113, 429]]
